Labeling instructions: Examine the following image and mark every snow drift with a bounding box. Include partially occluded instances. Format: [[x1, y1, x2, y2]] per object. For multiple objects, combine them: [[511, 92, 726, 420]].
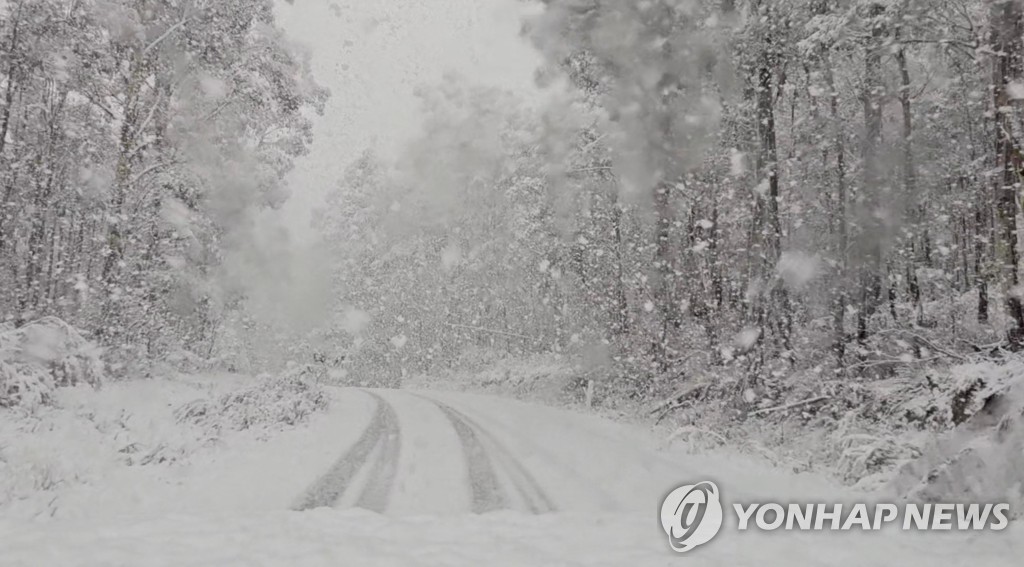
[[0, 317, 104, 409]]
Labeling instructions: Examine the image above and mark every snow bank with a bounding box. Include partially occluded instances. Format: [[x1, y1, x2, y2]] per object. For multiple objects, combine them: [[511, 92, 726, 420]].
[[0, 379, 208, 517], [888, 359, 1024, 513], [0, 369, 330, 519], [0, 317, 104, 409]]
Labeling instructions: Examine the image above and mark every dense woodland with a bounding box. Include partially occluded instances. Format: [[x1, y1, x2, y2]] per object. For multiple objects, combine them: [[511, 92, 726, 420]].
[[4, 0, 1024, 414], [309, 0, 1024, 411], [0, 0, 327, 368]]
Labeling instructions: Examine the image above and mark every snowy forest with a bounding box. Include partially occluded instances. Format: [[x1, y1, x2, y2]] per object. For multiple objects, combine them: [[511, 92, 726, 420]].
[[0, 0, 327, 372], [4, 0, 1024, 550], [309, 0, 1024, 422]]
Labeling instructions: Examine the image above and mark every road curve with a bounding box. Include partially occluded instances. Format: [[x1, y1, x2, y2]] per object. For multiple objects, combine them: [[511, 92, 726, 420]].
[[292, 391, 401, 511], [422, 394, 556, 514]]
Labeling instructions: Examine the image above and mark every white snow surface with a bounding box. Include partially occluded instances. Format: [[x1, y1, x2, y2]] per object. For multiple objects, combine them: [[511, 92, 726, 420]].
[[4, 507, 1020, 567], [1, 382, 1022, 566]]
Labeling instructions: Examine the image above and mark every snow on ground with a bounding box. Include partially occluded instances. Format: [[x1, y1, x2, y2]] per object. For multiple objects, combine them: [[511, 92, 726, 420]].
[[2, 507, 1021, 567], [0, 373, 363, 520], [2, 382, 1022, 566]]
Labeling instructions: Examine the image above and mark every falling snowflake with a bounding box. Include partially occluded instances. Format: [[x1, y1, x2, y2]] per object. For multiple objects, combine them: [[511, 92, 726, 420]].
[[734, 327, 761, 350], [1008, 80, 1024, 100], [730, 148, 747, 177]]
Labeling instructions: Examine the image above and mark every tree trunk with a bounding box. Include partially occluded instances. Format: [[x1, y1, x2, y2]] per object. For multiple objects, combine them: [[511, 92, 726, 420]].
[[990, 0, 1024, 344], [896, 38, 924, 325], [857, 2, 887, 346], [653, 179, 675, 367], [819, 28, 849, 363], [611, 194, 629, 336]]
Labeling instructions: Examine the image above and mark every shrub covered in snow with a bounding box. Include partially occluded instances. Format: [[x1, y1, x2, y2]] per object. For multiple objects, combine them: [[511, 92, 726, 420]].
[[0, 317, 104, 409], [0, 373, 332, 518], [174, 365, 329, 435], [0, 379, 207, 515], [887, 360, 1024, 514], [890, 359, 1024, 428], [103, 342, 236, 382], [405, 351, 581, 405], [655, 346, 1024, 502]]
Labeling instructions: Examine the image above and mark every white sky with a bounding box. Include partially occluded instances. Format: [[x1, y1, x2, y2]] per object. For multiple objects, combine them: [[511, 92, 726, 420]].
[[274, 0, 547, 241]]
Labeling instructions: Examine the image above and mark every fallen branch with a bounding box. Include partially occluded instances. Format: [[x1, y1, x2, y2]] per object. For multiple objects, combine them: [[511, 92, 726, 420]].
[[749, 395, 829, 417], [654, 403, 687, 425], [565, 166, 614, 175], [650, 382, 709, 424], [849, 356, 943, 369], [144, 12, 196, 54], [956, 337, 1006, 353], [874, 328, 967, 361], [443, 323, 539, 342], [649, 382, 708, 416]]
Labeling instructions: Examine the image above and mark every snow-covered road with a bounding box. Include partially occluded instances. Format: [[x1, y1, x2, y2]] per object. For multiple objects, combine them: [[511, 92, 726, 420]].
[[291, 389, 659, 515], [1, 387, 1021, 566]]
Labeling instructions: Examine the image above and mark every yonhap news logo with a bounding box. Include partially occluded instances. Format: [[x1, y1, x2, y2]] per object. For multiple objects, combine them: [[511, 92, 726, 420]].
[[660, 480, 1011, 553], [659, 481, 724, 553]]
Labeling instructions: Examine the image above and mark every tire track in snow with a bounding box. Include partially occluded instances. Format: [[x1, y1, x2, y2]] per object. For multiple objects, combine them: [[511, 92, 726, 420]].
[[419, 394, 556, 514], [354, 392, 402, 512], [292, 391, 400, 511], [432, 403, 506, 513], [434, 398, 622, 511]]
